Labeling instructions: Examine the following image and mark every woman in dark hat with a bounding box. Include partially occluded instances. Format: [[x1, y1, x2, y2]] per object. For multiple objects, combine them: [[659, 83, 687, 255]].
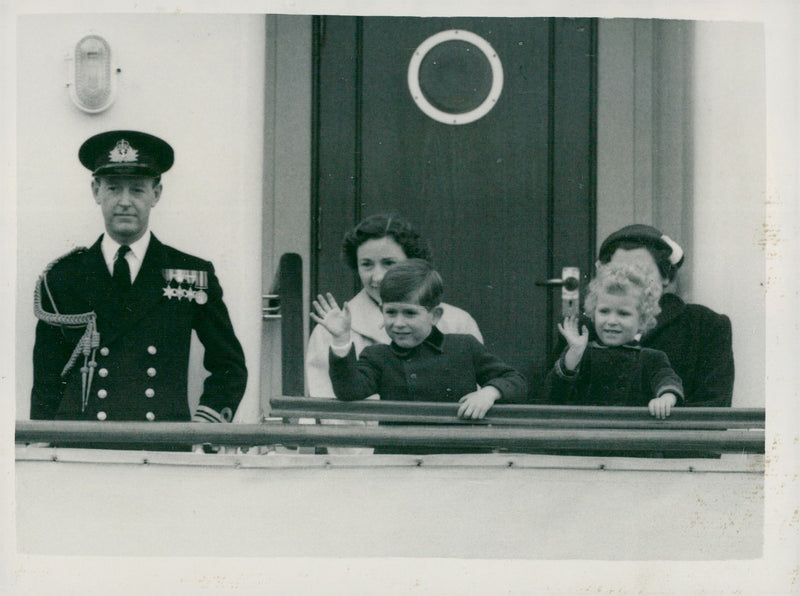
[[593, 224, 734, 407]]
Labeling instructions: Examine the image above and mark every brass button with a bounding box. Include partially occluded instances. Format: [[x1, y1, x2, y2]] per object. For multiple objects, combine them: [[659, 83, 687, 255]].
[[147, 367, 157, 377], [145, 388, 155, 398], [145, 411, 155, 421], [100, 347, 110, 356], [97, 389, 108, 399], [147, 346, 157, 355], [96, 411, 107, 421], [98, 368, 108, 377]]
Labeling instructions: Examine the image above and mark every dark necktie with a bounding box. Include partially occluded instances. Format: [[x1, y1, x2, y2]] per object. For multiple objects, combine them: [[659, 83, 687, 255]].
[[113, 245, 132, 290]]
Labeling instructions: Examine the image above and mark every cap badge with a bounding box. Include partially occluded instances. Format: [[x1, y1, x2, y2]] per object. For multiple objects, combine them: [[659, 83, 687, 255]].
[[108, 139, 139, 163]]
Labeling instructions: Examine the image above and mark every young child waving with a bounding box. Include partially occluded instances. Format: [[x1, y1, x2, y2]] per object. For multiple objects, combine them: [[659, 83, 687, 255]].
[[546, 263, 683, 418], [311, 259, 528, 420]]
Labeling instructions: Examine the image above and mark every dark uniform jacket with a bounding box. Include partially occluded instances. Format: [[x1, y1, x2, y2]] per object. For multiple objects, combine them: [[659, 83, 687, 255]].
[[550, 293, 734, 407], [329, 327, 528, 403], [31, 234, 247, 424], [545, 341, 684, 406]]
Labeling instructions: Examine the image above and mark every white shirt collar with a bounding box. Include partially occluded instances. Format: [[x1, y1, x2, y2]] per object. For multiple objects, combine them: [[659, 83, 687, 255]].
[[101, 230, 152, 281]]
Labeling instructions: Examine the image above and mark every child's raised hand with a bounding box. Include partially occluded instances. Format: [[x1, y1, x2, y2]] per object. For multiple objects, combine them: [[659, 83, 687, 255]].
[[557, 315, 589, 371], [457, 386, 501, 420], [310, 293, 351, 346], [648, 392, 677, 419], [557, 315, 589, 351]]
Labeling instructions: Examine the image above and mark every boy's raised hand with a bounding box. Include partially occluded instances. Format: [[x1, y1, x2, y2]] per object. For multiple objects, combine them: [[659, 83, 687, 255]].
[[310, 293, 351, 346]]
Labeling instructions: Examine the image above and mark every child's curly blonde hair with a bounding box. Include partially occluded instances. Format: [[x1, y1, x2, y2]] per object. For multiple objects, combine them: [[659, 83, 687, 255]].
[[584, 263, 662, 333]]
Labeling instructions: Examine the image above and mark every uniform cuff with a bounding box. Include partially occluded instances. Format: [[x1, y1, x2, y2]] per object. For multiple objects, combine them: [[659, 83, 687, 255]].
[[193, 405, 233, 423]]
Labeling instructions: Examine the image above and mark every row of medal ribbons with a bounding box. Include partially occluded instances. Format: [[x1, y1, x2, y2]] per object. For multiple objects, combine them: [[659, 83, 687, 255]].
[[161, 268, 208, 304]]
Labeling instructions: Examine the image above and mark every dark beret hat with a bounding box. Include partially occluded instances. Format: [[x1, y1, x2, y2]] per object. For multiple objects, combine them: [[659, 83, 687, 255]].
[[79, 130, 174, 177], [598, 224, 685, 267]]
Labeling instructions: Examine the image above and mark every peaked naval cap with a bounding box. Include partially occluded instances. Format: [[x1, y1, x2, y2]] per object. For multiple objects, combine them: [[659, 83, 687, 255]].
[[79, 130, 174, 177]]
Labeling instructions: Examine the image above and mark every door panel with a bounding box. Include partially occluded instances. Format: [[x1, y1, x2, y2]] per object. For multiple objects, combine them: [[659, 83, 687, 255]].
[[313, 16, 596, 398]]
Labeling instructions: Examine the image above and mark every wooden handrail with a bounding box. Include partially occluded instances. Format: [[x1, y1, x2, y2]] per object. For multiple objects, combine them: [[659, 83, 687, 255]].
[[268, 397, 765, 429], [15, 420, 765, 453]]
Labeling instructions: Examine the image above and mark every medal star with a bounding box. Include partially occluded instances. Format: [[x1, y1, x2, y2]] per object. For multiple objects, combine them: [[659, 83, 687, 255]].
[[163, 286, 174, 299], [185, 288, 197, 302]]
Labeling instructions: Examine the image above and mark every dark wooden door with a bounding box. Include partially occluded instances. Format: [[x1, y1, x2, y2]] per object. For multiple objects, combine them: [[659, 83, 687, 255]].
[[312, 16, 596, 397]]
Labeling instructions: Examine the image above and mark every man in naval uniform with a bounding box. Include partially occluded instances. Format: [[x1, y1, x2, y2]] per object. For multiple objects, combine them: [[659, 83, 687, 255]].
[[31, 130, 247, 438]]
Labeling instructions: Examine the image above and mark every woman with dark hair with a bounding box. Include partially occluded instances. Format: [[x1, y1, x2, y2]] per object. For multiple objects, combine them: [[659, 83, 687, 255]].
[[306, 212, 483, 401], [593, 224, 734, 407]]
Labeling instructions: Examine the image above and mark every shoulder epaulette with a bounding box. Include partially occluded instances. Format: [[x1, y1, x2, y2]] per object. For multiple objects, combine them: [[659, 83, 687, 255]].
[[44, 246, 89, 272], [34, 246, 93, 324]]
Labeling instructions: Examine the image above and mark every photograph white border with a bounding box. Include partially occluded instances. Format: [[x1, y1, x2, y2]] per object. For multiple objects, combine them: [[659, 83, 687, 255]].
[[1, 1, 797, 595]]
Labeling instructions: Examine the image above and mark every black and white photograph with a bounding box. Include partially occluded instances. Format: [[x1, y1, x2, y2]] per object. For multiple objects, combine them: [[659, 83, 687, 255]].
[[1, 0, 797, 594]]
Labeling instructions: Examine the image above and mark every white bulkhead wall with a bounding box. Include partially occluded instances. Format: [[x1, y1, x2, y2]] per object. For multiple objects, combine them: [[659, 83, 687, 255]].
[[689, 21, 766, 409], [597, 19, 765, 407]]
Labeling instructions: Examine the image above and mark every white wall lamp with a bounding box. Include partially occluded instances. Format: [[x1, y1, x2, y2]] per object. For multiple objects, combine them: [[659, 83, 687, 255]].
[[68, 34, 118, 114]]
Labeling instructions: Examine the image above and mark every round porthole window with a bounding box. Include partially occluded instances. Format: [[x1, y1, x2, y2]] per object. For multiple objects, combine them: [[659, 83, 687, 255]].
[[407, 29, 503, 125]]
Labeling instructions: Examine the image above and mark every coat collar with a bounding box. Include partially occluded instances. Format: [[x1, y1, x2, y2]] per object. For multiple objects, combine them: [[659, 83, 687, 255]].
[[589, 339, 641, 351], [650, 292, 687, 332], [389, 326, 445, 356]]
